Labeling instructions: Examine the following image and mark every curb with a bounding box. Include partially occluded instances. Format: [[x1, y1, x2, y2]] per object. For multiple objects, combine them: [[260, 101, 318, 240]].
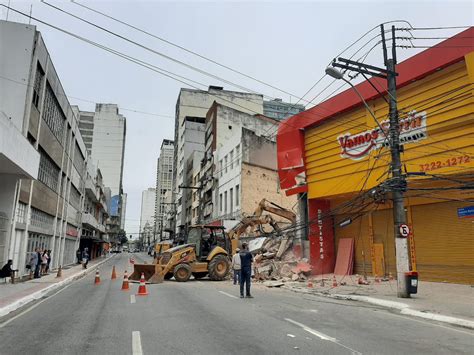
[[0, 256, 114, 319], [281, 285, 474, 330]]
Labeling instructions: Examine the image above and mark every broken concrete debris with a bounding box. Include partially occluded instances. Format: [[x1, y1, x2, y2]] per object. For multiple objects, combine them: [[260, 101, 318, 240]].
[[251, 235, 313, 285]]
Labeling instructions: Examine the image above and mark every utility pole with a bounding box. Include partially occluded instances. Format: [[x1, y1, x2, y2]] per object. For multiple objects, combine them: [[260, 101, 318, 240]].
[[382, 25, 410, 298], [327, 25, 411, 298]]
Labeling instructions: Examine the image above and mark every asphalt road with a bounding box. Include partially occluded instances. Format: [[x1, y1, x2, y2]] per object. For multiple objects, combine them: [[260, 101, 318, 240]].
[[0, 253, 472, 355]]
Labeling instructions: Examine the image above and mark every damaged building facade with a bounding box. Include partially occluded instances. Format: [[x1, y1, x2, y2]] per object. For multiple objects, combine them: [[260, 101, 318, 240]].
[[276, 29, 474, 284]]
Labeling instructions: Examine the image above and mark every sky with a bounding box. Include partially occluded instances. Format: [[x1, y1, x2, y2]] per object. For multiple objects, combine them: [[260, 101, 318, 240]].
[[1, 0, 472, 238]]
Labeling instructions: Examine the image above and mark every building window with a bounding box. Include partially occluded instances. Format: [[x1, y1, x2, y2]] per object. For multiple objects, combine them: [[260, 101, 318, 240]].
[[42, 82, 66, 142], [32, 63, 44, 109], [16, 202, 28, 224], [230, 188, 233, 214], [236, 144, 240, 166], [219, 194, 223, 212], [224, 155, 228, 174], [230, 150, 234, 170], [69, 186, 81, 210], [219, 160, 223, 177], [235, 185, 240, 207], [224, 191, 227, 214], [38, 150, 60, 192]]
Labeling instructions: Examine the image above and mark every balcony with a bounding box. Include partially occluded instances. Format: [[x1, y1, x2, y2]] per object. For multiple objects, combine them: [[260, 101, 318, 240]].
[[82, 212, 106, 233], [85, 178, 98, 202]]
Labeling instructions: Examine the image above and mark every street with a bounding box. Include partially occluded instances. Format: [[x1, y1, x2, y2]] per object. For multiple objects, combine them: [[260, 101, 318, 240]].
[[0, 253, 472, 355]]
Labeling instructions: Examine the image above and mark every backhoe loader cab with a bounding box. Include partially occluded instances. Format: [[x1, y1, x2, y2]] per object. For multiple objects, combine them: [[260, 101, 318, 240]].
[[187, 225, 230, 261]]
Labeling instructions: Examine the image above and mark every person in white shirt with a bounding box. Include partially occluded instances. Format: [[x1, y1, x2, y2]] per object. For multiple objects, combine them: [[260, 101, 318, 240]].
[[231, 248, 241, 285]]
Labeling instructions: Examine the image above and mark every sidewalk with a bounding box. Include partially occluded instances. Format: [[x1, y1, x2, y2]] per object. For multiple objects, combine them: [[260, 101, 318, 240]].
[[0, 255, 112, 319], [262, 274, 474, 329]]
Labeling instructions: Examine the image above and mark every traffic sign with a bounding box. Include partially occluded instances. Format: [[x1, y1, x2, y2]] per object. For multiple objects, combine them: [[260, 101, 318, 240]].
[[399, 224, 410, 238]]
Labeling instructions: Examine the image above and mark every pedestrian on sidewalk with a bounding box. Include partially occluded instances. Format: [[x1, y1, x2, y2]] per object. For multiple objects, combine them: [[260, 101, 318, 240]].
[[45, 250, 52, 274], [82, 248, 89, 269], [34, 248, 42, 278], [239, 243, 253, 298], [0, 260, 18, 283], [41, 250, 49, 275], [76, 248, 82, 264], [231, 248, 241, 285]]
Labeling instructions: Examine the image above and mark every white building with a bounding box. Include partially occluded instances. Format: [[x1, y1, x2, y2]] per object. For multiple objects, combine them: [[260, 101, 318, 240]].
[[173, 86, 264, 231], [140, 188, 156, 244], [75, 104, 127, 240], [155, 139, 174, 235], [201, 103, 281, 224], [0, 20, 87, 274]]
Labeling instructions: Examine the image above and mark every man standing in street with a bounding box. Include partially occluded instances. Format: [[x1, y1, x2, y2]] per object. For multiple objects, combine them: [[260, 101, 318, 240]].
[[34, 248, 42, 279], [239, 243, 253, 298], [231, 248, 241, 285]]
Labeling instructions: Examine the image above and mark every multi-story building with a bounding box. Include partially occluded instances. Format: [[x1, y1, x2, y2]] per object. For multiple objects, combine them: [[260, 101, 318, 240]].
[[173, 86, 264, 231], [155, 139, 174, 237], [184, 151, 204, 225], [200, 102, 296, 227], [140, 188, 156, 246], [263, 98, 305, 121], [0, 20, 87, 274], [81, 157, 109, 259], [75, 103, 127, 241]]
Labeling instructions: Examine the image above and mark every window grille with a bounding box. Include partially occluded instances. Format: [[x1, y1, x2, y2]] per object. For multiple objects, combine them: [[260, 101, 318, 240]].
[[38, 150, 60, 191], [42, 82, 65, 142]]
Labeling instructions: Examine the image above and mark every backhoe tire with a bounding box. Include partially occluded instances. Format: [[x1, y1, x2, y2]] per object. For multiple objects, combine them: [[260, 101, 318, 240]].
[[174, 264, 192, 282], [208, 255, 230, 281], [192, 272, 208, 279]]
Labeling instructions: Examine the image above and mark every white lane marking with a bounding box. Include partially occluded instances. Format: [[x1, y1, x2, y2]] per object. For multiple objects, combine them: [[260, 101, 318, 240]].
[[287, 334, 296, 338], [219, 291, 239, 299], [285, 318, 362, 355], [309, 309, 318, 313], [130, 295, 136, 304], [132, 331, 143, 355], [0, 282, 74, 329]]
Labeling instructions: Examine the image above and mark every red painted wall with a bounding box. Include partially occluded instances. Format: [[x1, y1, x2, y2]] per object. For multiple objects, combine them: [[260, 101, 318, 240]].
[[308, 199, 335, 274]]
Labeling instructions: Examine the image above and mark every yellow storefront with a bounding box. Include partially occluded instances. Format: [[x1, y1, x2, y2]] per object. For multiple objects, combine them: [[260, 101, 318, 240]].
[[277, 29, 474, 284]]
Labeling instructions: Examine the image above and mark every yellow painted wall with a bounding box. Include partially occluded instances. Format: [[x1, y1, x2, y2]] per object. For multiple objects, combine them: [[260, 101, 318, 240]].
[[305, 56, 474, 199]]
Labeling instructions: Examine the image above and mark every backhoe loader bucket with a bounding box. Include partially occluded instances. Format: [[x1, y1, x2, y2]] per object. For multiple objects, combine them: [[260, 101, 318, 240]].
[[130, 263, 165, 284]]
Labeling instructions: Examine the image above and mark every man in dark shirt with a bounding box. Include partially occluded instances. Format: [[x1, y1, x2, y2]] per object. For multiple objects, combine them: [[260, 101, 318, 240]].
[[239, 243, 253, 298], [0, 260, 18, 283]]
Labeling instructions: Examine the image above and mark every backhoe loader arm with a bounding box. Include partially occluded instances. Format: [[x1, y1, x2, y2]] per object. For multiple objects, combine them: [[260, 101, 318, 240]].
[[255, 199, 297, 224]]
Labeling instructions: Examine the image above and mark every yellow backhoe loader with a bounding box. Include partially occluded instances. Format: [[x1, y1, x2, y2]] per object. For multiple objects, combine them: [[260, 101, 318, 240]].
[[130, 225, 233, 283]]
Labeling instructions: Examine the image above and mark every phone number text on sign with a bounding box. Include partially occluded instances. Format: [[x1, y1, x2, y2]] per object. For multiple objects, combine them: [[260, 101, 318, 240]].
[[419, 155, 471, 172]]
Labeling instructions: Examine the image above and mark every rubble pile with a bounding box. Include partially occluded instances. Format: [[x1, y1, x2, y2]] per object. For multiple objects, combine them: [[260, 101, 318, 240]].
[[250, 235, 312, 284]]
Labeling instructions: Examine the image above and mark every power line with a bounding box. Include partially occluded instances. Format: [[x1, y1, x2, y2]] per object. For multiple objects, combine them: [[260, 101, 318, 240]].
[[0, 74, 174, 119]]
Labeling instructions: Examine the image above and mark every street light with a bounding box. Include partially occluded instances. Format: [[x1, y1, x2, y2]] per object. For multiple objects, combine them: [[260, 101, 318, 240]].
[[325, 67, 389, 142]]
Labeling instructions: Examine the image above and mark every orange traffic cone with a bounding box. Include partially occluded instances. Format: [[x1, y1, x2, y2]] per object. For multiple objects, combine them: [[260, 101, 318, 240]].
[[121, 270, 130, 291], [332, 275, 338, 287], [94, 270, 101, 285], [111, 265, 117, 280], [136, 272, 148, 296]]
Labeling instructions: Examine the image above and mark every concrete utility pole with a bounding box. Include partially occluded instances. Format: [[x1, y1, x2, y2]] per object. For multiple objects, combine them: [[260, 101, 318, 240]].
[[383, 26, 410, 298], [326, 24, 411, 298]]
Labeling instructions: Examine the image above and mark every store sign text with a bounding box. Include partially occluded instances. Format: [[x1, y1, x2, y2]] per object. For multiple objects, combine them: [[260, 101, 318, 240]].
[[337, 111, 427, 160], [317, 209, 324, 260]]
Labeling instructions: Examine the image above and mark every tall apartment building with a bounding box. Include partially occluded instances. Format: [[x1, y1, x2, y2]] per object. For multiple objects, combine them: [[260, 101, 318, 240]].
[[173, 86, 264, 231], [155, 139, 174, 237], [140, 188, 156, 246], [201, 103, 292, 225], [75, 103, 127, 239], [263, 98, 305, 120], [0, 20, 87, 274], [81, 157, 109, 259]]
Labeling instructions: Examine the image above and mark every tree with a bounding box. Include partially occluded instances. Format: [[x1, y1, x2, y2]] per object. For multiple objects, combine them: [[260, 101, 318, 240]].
[[117, 229, 128, 245]]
